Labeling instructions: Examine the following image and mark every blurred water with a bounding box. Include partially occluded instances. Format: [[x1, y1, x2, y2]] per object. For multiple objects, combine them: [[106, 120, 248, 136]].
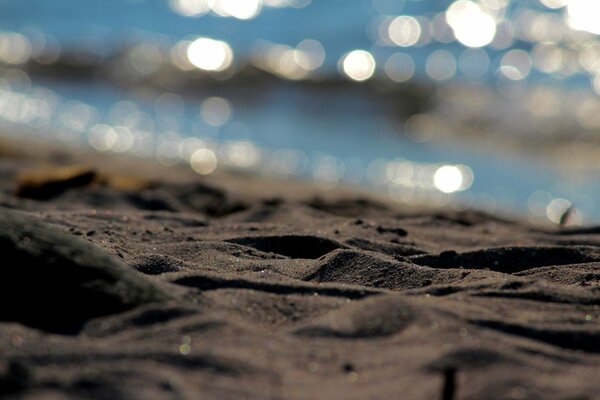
[[1, 0, 600, 224]]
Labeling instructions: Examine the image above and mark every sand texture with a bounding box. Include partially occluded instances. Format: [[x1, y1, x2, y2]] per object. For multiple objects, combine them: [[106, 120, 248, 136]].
[[1, 139, 600, 400]]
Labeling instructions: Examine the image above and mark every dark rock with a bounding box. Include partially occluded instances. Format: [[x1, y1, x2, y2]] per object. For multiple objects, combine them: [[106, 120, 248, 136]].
[[0, 361, 33, 395], [15, 167, 97, 200], [0, 208, 168, 334], [376, 226, 408, 236]]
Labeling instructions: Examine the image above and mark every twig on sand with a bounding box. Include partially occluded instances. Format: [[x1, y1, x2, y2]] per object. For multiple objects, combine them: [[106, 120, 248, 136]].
[[442, 367, 456, 400]]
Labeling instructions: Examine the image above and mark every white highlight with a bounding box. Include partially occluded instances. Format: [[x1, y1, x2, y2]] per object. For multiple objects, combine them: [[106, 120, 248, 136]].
[[340, 50, 376, 81], [446, 1, 497, 48], [187, 37, 233, 72]]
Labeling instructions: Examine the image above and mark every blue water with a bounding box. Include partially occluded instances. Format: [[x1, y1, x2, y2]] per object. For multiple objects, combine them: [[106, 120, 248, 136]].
[[1, 0, 598, 223]]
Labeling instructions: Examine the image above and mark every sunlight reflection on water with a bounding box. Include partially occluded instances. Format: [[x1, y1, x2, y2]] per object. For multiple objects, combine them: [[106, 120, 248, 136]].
[[2, 0, 600, 224]]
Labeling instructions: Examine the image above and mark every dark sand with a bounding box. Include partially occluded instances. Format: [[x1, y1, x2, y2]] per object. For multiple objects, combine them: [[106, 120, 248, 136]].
[[1, 137, 600, 400]]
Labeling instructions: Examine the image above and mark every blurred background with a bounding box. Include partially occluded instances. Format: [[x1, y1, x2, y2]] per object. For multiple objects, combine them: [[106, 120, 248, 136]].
[[1, 0, 599, 224]]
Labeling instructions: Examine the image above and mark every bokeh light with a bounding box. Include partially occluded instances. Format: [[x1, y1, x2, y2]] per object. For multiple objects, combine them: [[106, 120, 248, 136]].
[[340, 50, 376, 81], [251, 40, 324, 80], [200, 97, 232, 127], [0, 32, 32, 65], [426, 50, 456, 81], [433, 165, 473, 193], [169, 0, 263, 19], [567, 0, 600, 35], [187, 37, 233, 71], [546, 198, 571, 224], [384, 53, 414, 83], [211, 0, 263, 20], [539, 0, 567, 9], [500, 49, 533, 81], [221, 141, 260, 168], [296, 39, 325, 70], [169, 0, 210, 17], [190, 148, 218, 174], [533, 42, 564, 74], [387, 16, 421, 47], [446, 1, 497, 48]]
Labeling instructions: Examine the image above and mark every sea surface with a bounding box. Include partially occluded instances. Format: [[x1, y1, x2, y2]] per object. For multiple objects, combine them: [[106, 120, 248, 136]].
[[1, 0, 600, 223]]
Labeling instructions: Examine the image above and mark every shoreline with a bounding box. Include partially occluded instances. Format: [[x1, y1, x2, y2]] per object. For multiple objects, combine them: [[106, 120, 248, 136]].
[[0, 132, 539, 225]]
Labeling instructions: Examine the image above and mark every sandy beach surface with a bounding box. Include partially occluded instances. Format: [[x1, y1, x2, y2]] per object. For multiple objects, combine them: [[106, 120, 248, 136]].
[[1, 137, 600, 400]]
